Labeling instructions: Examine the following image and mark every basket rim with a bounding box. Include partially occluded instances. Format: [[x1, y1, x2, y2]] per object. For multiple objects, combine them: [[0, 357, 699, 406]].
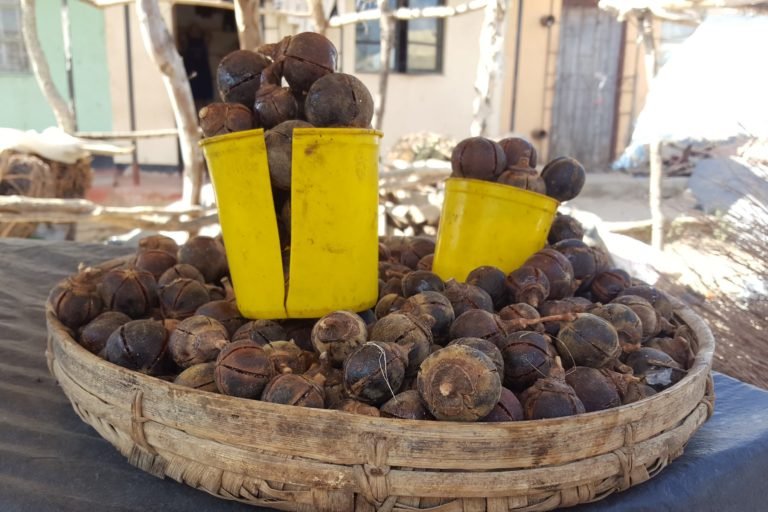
[[46, 256, 715, 471]]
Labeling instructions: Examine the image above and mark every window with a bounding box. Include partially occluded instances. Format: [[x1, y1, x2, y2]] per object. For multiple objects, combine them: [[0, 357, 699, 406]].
[[0, 0, 28, 72], [355, 0, 444, 74]]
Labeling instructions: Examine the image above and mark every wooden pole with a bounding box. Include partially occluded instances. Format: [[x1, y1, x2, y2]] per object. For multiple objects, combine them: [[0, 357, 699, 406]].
[[61, 0, 77, 132], [308, 0, 329, 35], [123, 5, 141, 186], [234, 0, 263, 50], [470, 0, 507, 137], [639, 10, 664, 250], [20, 0, 76, 133], [0, 195, 217, 231], [373, 0, 394, 132], [135, 0, 203, 206]]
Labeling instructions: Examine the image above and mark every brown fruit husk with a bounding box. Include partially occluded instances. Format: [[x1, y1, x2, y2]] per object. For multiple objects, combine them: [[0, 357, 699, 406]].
[[417, 344, 501, 422], [334, 399, 381, 417], [380, 390, 432, 420], [520, 362, 585, 420], [261, 373, 325, 408], [174, 362, 218, 392], [311, 310, 368, 368], [169, 315, 229, 368], [214, 341, 274, 398], [343, 342, 408, 406], [370, 313, 433, 376]]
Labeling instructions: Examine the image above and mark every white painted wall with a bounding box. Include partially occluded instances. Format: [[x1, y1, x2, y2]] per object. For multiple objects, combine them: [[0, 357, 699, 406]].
[[334, 0, 504, 154], [104, 1, 510, 165], [100, 2, 650, 172], [104, 5, 180, 167]]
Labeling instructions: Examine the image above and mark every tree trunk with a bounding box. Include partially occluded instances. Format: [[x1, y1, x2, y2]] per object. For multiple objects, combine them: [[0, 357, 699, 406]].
[[373, 0, 394, 131], [20, 0, 76, 133], [639, 10, 664, 250], [470, 0, 506, 137], [135, 0, 203, 206], [234, 0, 263, 50], [308, 0, 329, 35]]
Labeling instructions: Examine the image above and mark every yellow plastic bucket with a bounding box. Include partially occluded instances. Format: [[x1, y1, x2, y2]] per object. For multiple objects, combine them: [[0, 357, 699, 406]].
[[200, 127, 382, 319], [432, 178, 559, 282]]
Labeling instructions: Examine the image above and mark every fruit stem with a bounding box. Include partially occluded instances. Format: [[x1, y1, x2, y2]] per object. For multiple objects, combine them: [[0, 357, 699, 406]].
[[506, 312, 578, 330], [221, 277, 236, 301]]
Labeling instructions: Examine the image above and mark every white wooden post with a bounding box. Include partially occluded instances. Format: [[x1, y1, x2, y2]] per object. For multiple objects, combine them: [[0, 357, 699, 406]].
[[135, 0, 204, 206]]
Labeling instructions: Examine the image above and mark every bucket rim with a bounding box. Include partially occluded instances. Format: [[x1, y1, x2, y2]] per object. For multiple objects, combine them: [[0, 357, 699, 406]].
[[199, 127, 383, 147], [445, 177, 560, 211], [198, 127, 266, 147]]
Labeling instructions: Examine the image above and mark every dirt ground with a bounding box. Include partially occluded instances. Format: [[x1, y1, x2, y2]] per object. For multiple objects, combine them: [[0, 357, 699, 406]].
[[572, 173, 767, 390]]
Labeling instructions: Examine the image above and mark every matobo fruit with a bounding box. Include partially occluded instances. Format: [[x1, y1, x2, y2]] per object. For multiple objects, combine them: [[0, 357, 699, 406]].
[[311, 310, 368, 367], [417, 344, 501, 422], [343, 342, 408, 405], [555, 314, 621, 369]]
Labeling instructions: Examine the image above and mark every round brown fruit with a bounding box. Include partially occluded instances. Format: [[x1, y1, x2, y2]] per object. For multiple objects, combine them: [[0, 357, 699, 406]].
[[261, 373, 325, 408], [169, 315, 229, 368], [450, 137, 506, 182], [305, 73, 373, 128], [311, 310, 368, 368], [380, 390, 432, 420], [496, 331, 555, 392], [555, 313, 621, 368], [105, 319, 174, 376], [214, 341, 274, 398], [540, 156, 586, 202], [417, 344, 501, 422]]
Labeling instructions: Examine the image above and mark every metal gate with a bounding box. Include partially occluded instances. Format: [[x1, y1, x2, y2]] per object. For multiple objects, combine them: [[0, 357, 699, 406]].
[[549, 0, 624, 170]]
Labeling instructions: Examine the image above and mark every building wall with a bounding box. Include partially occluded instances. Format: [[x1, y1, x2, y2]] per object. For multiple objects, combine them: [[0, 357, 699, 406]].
[[501, 0, 564, 162], [104, 5, 179, 166], [0, 0, 112, 132], [95, 1, 651, 167], [334, 0, 647, 164], [614, 19, 646, 160], [335, 0, 494, 153], [500, 1, 651, 166]]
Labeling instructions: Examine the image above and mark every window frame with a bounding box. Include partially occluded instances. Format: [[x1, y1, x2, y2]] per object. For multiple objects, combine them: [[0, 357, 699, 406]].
[[0, 0, 29, 74], [354, 0, 445, 75]]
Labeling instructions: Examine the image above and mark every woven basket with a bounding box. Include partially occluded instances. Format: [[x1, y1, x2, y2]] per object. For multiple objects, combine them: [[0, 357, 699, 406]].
[[0, 149, 92, 238], [46, 258, 715, 512]]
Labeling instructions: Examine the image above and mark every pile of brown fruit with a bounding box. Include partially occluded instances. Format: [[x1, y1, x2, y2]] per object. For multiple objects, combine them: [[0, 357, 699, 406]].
[[51, 217, 695, 422], [198, 32, 374, 190], [451, 135, 586, 202], [198, 32, 375, 274]]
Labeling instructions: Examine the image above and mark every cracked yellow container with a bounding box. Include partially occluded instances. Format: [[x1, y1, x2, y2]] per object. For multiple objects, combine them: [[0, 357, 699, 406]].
[[200, 127, 382, 319], [432, 178, 559, 282]]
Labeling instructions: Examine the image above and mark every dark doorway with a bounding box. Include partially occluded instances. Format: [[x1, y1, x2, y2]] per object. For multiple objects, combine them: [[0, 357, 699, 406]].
[[549, 0, 624, 170], [173, 6, 239, 111]]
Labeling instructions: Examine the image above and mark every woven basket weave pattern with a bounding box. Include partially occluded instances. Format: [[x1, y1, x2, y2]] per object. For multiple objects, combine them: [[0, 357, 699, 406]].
[[46, 261, 715, 512]]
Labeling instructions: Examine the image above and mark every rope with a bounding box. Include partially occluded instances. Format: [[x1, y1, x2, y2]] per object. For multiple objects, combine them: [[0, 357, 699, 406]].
[[612, 423, 636, 492], [130, 390, 156, 455]]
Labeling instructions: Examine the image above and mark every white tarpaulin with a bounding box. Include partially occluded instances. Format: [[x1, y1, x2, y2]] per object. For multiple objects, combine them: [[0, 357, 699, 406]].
[[0, 127, 132, 164], [616, 13, 768, 167]]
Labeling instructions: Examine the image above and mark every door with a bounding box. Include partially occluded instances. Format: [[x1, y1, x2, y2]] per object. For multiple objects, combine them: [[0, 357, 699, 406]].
[[549, 0, 624, 170]]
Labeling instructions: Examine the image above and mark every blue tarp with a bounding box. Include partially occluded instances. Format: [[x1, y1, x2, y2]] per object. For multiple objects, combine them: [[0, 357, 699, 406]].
[[2, 239, 768, 511]]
